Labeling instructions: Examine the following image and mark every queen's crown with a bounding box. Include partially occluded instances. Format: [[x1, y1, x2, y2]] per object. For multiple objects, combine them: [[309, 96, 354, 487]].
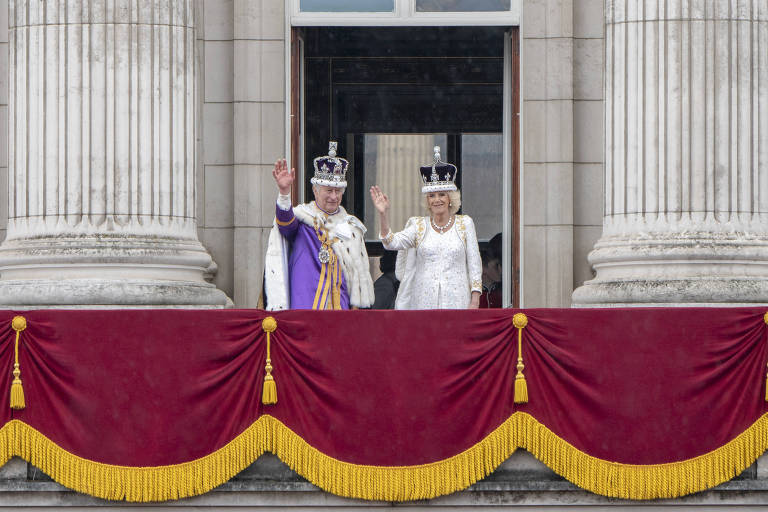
[[419, 146, 458, 193]]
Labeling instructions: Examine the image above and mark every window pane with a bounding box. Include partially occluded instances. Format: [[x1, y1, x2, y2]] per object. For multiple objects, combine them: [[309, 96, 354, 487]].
[[415, 0, 510, 12], [460, 134, 503, 240], [363, 134, 447, 240], [300, 0, 395, 12]]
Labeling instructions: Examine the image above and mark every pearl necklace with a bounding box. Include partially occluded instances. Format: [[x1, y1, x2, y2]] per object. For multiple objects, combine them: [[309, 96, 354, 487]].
[[431, 215, 455, 234]]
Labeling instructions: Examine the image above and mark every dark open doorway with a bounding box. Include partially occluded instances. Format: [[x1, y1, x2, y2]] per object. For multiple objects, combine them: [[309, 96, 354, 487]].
[[291, 26, 519, 307]]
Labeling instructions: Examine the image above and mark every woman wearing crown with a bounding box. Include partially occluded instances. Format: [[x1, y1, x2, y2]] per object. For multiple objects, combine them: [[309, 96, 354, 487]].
[[369, 147, 482, 310]]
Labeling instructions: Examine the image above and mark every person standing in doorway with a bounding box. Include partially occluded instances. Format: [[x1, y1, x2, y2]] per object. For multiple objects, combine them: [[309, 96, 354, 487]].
[[370, 146, 482, 309], [264, 142, 374, 310]]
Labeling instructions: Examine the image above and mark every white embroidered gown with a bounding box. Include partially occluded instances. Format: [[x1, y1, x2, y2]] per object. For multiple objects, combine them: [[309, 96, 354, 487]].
[[382, 215, 483, 309]]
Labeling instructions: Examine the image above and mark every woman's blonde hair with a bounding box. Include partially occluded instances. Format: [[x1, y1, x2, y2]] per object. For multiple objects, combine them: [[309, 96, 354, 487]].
[[424, 190, 461, 215]]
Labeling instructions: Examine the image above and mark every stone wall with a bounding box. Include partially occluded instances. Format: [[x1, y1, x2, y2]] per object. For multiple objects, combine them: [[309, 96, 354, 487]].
[[197, 0, 285, 307], [518, 0, 605, 307], [519, 0, 605, 308], [522, 0, 605, 307], [521, 0, 573, 307], [198, 0, 235, 299], [572, 0, 604, 295]]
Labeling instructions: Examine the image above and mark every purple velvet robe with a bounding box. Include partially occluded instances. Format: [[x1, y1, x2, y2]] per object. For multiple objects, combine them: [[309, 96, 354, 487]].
[[276, 204, 350, 310]]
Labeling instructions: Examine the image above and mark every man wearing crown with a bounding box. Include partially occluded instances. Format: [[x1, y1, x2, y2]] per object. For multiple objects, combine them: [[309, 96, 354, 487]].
[[264, 142, 375, 310]]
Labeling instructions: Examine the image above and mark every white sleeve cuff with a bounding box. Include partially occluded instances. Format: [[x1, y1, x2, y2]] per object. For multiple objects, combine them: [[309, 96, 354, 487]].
[[276, 193, 292, 211]]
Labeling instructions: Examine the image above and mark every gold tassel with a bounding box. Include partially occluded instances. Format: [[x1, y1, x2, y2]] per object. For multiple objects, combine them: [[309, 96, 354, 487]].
[[10, 316, 27, 410], [10, 380, 24, 410], [262, 316, 278, 405], [514, 372, 528, 404], [513, 313, 528, 404], [262, 373, 277, 405]]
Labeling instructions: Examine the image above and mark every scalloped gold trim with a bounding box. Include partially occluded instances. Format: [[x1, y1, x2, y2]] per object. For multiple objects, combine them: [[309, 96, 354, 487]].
[[275, 215, 296, 226], [0, 412, 766, 502]]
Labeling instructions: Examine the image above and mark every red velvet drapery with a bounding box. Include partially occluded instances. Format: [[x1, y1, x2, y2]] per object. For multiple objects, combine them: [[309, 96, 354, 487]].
[[0, 308, 765, 501]]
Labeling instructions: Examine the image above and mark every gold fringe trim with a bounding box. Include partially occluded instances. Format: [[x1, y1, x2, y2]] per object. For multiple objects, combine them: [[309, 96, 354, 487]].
[[512, 412, 768, 500], [1, 412, 768, 502], [0, 419, 271, 502]]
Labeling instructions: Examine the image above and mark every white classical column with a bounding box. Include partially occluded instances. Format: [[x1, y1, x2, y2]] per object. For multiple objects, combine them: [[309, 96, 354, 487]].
[[0, 0, 229, 306], [573, 0, 768, 305]]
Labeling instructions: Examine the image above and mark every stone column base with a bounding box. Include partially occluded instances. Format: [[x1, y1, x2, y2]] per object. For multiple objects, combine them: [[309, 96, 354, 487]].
[[573, 231, 768, 306], [572, 278, 768, 306], [0, 279, 231, 308], [0, 235, 232, 308]]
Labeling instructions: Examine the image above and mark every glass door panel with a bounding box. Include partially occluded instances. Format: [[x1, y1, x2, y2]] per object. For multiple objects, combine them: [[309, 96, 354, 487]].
[[362, 134, 447, 239], [460, 133, 503, 240]]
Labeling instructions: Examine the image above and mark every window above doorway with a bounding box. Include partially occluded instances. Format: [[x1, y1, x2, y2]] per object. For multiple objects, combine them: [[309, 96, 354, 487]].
[[299, 0, 395, 12], [414, 0, 511, 12], [291, 0, 520, 26]]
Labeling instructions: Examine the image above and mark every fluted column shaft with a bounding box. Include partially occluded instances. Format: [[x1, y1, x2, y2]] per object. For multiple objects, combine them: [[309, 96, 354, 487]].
[[0, 0, 228, 306], [573, 0, 768, 304], [10, 0, 194, 237]]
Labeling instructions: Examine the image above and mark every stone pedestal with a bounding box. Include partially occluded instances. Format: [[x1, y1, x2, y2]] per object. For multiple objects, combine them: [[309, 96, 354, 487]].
[[0, 0, 229, 306], [573, 0, 768, 305]]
